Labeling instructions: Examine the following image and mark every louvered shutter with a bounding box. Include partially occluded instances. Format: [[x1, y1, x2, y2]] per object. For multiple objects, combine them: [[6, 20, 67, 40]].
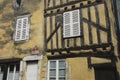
[[72, 10, 80, 37], [63, 11, 71, 38], [63, 9, 80, 38], [14, 16, 30, 41]]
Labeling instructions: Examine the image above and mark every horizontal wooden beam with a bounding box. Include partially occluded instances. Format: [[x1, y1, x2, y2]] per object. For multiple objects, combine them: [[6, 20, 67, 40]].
[[0, 58, 21, 64], [45, 0, 88, 11], [47, 50, 114, 59], [44, 1, 103, 17], [46, 43, 112, 52]]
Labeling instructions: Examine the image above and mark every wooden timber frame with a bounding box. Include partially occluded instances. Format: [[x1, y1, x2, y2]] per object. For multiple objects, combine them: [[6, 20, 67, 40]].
[[44, 0, 115, 60]]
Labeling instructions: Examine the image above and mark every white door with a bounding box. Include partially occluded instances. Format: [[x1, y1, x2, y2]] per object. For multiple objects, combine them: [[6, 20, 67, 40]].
[[26, 61, 38, 80]]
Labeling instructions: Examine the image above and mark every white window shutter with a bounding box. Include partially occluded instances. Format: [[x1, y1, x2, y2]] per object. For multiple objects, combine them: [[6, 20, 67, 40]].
[[14, 16, 30, 41], [15, 19, 23, 41], [72, 10, 80, 37], [63, 11, 71, 38], [63, 9, 80, 38]]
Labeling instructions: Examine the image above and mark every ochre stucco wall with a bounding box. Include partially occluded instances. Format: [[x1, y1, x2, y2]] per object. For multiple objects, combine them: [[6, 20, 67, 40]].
[[0, 0, 120, 80]]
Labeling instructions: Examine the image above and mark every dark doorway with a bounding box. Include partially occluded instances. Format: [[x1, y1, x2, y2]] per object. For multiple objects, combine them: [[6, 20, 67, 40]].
[[94, 66, 118, 80]]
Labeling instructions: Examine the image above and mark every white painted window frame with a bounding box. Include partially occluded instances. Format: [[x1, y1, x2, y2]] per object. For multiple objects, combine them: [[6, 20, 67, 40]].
[[19, 55, 43, 80], [63, 9, 81, 38], [0, 63, 20, 80], [47, 59, 66, 80], [14, 14, 30, 42]]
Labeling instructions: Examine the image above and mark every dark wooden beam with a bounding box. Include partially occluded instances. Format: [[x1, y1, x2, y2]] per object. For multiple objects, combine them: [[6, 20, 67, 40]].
[[46, 23, 61, 43], [94, 5, 101, 44], [104, 1, 112, 43], [46, 43, 112, 52], [83, 18, 108, 32], [87, 56, 92, 69], [45, 0, 88, 11], [50, 14, 53, 49], [44, 17, 47, 50], [80, 4, 84, 46], [44, 2, 103, 17], [47, 50, 113, 59], [87, 4, 93, 44], [55, 16, 58, 49]]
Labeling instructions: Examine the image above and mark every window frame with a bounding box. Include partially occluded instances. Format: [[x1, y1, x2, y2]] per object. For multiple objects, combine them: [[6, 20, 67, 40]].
[[0, 61, 20, 80], [47, 59, 66, 80], [21, 55, 43, 80], [13, 14, 31, 42], [63, 9, 81, 38]]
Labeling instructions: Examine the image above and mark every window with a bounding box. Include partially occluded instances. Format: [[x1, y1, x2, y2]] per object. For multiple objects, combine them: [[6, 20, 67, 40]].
[[63, 9, 80, 38], [47, 60, 66, 80], [14, 15, 30, 41], [0, 63, 20, 80]]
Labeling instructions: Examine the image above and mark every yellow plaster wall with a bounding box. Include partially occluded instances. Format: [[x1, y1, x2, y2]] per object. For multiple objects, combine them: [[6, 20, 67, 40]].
[[67, 57, 95, 80], [0, 0, 120, 80], [0, 0, 44, 59]]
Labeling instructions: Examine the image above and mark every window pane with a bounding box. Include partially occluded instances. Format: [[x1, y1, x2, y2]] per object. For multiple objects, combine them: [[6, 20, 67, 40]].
[[8, 72, 13, 80], [0, 72, 3, 80], [0, 66, 3, 80], [59, 61, 65, 68], [50, 69, 56, 76], [59, 69, 65, 76], [50, 78, 56, 80], [59, 78, 65, 80], [15, 71, 19, 80], [50, 61, 56, 68]]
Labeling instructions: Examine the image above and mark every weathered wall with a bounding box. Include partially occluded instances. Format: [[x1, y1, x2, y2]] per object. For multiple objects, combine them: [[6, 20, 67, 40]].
[[0, 0, 120, 80], [0, 0, 44, 59]]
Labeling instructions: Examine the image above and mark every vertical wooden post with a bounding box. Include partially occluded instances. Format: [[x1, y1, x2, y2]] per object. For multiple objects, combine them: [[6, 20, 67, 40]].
[[55, 15, 59, 49], [80, 3, 84, 46], [50, 13, 53, 50], [104, 1, 112, 43], [87, 3, 93, 44], [44, 17, 47, 50], [94, 5, 101, 44]]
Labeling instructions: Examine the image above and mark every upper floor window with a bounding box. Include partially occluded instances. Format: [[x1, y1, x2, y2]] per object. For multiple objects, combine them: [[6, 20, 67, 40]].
[[47, 60, 66, 80], [63, 9, 80, 38], [14, 15, 30, 42]]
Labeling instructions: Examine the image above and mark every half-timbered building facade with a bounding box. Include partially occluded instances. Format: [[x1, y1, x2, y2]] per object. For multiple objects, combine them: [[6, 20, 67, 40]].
[[0, 0, 119, 80], [44, 0, 120, 80]]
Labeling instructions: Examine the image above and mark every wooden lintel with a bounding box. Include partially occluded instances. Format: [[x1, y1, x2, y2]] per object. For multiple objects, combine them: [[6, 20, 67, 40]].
[[47, 50, 114, 59]]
